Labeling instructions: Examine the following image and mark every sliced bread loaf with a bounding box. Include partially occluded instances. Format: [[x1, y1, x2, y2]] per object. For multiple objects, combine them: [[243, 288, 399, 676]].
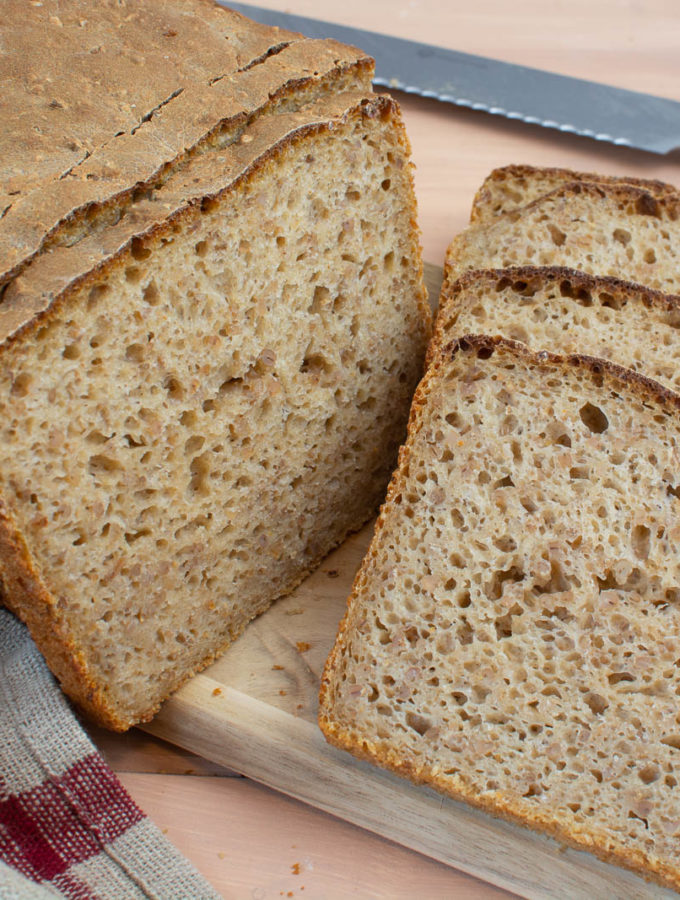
[[433, 266, 680, 392], [445, 181, 680, 293], [470, 164, 678, 223], [0, 3, 430, 730], [319, 335, 680, 891]]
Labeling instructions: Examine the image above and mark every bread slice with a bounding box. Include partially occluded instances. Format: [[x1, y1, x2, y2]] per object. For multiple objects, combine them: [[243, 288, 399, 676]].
[[433, 266, 680, 393], [470, 164, 678, 223], [0, 4, 430, 731], [445, 181, 680, 294], [320, 334, 680, 891]]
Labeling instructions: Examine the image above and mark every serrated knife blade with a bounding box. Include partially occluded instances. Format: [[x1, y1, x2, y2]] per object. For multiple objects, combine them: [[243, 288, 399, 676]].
[[224, 2, 680, 155]]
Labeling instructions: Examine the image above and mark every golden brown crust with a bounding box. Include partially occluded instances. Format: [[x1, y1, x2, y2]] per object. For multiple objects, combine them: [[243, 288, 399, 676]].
[[320, 718, 680, 891], [470, 163, 679, 223], [3, 496, 377, 732], [0, 496, 126, 729], [444, 179, 680, 296], [446, 264, 680, 312], [319, 334, 680, 892], [0, 91, 396, 349], [443, 334, 680, 411], [0, 0, 373, 288]]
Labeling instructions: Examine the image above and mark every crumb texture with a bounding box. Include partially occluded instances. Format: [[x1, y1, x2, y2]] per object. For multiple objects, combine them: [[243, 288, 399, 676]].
[[1, 95, 428, 729], [321, 339, 680, 890], [446, 183, 680, 295], [436, 267, 680, 393], [470, 165, 678, 223]]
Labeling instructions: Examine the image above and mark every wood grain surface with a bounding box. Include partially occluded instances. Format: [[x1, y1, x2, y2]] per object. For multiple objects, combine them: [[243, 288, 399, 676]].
[[92, 1, 680, 896]]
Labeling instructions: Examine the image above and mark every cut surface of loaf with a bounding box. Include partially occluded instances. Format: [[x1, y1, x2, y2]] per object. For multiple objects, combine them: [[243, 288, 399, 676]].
[[434, 266, 680, 392], [0, 5, 430, 731], [470, 164, 678, 223], [319, 336, 680, 891], [445, 181, 680, 294]]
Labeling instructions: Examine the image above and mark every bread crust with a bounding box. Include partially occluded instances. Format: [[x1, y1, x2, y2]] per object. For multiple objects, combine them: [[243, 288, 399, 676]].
[[319, 334, 680, 892], [0, 0, 373, 288], [0, 92, 399, 349], [470, 163, 679, 223], [429, 264, 680, 367], [0, 497, 123, 727], [445, 179, 680, 294]]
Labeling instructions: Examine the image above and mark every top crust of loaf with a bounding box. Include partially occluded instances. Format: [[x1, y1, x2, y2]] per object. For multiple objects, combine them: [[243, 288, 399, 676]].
[[0, 0, 373, 288], [470, 164, 679, 223], [0, 90, 396, 349]]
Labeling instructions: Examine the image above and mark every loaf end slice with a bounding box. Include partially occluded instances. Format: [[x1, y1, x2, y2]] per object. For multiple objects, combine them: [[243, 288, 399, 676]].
[[320, 335, 680, 891], [470, 164, 678, 223], [445, 181, 680, 294], [432, 266, 680, 391], [0, 92, 429, 730]]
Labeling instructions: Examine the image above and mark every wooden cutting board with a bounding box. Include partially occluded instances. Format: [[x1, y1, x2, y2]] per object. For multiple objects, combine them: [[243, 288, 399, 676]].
[[144, 266, 674, 899]]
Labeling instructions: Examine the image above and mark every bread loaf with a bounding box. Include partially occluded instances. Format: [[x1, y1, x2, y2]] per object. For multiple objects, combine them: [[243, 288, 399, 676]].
[[433, 266, 680, 392], [0, 0, 430, 729], [445, 181, 680, 294], [470, 164, 678, 223], [319, 335, 680, 891]]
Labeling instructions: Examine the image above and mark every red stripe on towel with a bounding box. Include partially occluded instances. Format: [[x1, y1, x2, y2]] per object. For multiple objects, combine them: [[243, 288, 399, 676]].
[[0, 753, 143, 882]]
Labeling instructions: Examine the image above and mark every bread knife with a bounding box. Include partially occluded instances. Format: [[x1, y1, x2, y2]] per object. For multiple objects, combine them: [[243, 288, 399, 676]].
[[224, 1, 680, 155]]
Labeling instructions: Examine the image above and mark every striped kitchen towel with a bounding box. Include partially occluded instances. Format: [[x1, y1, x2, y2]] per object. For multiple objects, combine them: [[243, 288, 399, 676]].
[[0, 608, 221, 900]]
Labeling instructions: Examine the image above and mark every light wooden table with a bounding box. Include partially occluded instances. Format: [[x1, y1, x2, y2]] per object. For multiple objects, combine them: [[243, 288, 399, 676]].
[[91, 1, 680, 896]]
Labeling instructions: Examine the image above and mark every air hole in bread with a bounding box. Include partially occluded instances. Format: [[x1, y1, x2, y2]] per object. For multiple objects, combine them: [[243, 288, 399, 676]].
[[164, 375, 185, 400], [487, 568, 524, 602], [584, 692, 609, 715], [638, 764, 661, 784], [579, 402, 609, 433], [406, 712, 432, 736], [631, 524, 651, 560], [130, 238, 152, 261], [547, 224, 567, 247], [309, 284, 330, 313], [11, 373, 32, 397], [63, 342, 81, 360], [125, 343, 145, 363], [89, 454, 123, 475], [141, 281, 160, 305], [606, 673, 636, 692], [613, 228, 632, 246]]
